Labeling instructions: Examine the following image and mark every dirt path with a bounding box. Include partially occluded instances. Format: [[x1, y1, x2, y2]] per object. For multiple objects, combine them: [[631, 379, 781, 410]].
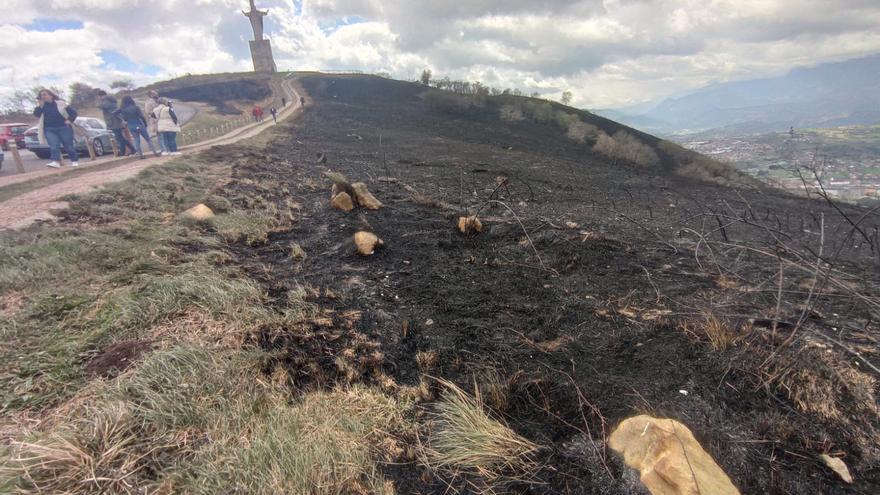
[[0, 77, 301, 230]]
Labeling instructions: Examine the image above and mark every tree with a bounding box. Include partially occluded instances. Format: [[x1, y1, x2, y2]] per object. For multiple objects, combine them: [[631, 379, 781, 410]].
[[110, 79, 134, 92], [0, 85, 64, 115], [561, 90, 573, 105], [420, 69, 432, 86], [69, 82, 102, 107]]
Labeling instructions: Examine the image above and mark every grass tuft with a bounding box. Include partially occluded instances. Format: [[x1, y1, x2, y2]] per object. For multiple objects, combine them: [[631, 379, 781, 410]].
[[422, 379, 539, 481]]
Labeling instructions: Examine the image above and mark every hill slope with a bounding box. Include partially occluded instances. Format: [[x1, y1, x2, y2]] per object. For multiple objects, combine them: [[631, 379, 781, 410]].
[[2, 74, 878, 494]]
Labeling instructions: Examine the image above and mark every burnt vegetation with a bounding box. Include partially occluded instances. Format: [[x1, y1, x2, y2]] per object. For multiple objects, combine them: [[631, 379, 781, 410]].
[[2, 74, 879, 494]]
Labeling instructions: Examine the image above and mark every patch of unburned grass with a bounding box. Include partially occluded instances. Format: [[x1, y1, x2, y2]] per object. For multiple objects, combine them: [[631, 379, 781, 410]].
[[1, 346, 411, 494], [210, 210, 279, 245]]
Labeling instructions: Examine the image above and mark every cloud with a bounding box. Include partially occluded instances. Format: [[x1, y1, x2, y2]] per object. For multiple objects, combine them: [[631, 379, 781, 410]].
[[1, 0, 879, 108]]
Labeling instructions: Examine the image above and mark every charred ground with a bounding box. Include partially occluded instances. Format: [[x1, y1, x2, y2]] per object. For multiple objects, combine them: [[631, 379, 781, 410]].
[[196, 75, 877, 494]]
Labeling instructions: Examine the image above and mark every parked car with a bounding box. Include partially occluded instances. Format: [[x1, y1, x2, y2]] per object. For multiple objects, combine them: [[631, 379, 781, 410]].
[[24, 118, 114, 159], [0, 123, 30, 151]]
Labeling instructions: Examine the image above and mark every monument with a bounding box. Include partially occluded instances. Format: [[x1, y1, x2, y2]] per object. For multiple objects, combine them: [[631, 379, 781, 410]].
[[243, 0, 277, 72]]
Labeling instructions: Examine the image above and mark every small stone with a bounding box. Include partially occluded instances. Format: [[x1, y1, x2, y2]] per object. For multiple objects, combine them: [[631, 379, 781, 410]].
[[565, 221, 579, 229], [425, 319, 434, 326], [819, 454, 853, 484], [331, 192, 355, 212], [354, 231, 383, 256], [457, 216, 483, 234], [351, 182, 383, 210], [182, 204, 214, 221]]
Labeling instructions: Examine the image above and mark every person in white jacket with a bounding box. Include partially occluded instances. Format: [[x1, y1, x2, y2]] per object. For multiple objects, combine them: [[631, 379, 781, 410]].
[[152, 98, 182, 155]]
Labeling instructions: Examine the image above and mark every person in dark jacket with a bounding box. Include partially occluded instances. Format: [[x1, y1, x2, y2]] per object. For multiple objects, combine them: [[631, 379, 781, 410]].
[[97, 90, 135, 157], [115, 96, 159, 158], [33, 88, 79, 168], [269, 107, 277, 123]]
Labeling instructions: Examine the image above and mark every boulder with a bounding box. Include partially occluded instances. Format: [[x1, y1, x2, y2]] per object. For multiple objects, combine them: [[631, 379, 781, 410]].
[[351, 182, 383, 210], [609, 415, 740, 495], [457, 216, 483, 235], [331, 183, 340, 198], [331, 192, 355, 212], [354, 231, 383, 256], [182, 204, 215, 221]]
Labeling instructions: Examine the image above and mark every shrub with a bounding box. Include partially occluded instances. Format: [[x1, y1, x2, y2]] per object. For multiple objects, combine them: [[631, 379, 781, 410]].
[[593, 131, 660, 167], [565, 120, 599, 143], [499, 104, 524, 122], [658, 140, 758, 187], [423, 91, 486, 115]]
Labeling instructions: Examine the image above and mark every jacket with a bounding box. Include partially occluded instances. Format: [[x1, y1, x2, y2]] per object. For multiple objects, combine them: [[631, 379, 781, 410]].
[[115, 104, 147, 128], [98, 96, 124, 130], [144, 97, 159, 134], [34, 100, 77, 145], [153, 104, 181, 133]]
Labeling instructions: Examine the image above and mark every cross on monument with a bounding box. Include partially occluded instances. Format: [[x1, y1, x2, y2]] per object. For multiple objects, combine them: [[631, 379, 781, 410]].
[[243, 0, 277, 72], [243, 0, 268, 41]]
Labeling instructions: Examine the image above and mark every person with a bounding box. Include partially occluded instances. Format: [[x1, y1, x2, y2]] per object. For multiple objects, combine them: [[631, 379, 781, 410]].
[[252, 104, 264, 122], [115, 96, 159, 159], [153, 98, 182, 155], [33, 88, 79, 168], [281, 96, 286, 107], [97, 90, 135, 157], [269, 107, 277, 123], [300, 96, 305, 107], [144, 90, 163, 152]]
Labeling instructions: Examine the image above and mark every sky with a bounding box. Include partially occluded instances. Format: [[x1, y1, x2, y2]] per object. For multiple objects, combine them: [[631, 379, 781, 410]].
[[2, 0, 880, 109]]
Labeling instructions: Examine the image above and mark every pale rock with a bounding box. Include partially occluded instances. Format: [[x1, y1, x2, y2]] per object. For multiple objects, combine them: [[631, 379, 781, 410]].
[[182, 204, 215, 221], [457, 216, 483, 234], [819, 454, 853, 483], [565, 221, 579, 229], [609, 415, 740, 495], [354, 231, 383, 256], [331, 192, 355, 212], [351, 182, 383, 210]]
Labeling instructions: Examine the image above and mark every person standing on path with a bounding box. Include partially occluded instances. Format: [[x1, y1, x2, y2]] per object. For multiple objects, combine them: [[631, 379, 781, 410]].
[[97, 90, 135, 157], [281, 96, 286, 107], [153, 98, 182, 155], [269, 107, 277, 123], [116, 96, 160, 159], [33, 88, 79, 169], [144, 90, 163, 152]]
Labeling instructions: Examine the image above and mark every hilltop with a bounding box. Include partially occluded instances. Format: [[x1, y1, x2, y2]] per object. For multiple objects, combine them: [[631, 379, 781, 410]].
[[1, 74, 878, 494]]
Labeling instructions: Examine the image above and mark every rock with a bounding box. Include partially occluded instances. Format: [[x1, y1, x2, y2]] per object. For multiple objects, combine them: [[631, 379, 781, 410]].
[[331, 183, 340, 198], [182, 204, 215, 221], [457, 216, 483, 235], [331, 192, 355, 212], [351, 182, 383, 210], [819, 454, 853, 483], [609, 415, 740, 495], [354, 231, 383, 256], [565, 221, 579, 229]]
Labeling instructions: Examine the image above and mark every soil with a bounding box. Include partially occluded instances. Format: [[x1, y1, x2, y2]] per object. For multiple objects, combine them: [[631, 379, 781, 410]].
[[85, 339, 153, 378], [205, 75, 879, 494]]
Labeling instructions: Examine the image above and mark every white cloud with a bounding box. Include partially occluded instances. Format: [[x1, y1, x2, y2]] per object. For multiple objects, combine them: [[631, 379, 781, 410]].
[[1, 0, 879, 108]]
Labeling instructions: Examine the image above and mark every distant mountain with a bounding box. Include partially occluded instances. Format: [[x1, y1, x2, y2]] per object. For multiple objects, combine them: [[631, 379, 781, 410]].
[[605, 54, 880, 137]]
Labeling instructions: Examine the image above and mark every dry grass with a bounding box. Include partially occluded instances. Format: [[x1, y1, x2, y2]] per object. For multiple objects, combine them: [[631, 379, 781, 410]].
[[421, 379, 540, 481], [658, 140, 759, 187], [678, 311, 742, 351]]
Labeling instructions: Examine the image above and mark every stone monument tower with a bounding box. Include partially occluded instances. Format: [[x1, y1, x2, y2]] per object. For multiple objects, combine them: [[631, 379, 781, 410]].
[[243, 0, 277, 72]]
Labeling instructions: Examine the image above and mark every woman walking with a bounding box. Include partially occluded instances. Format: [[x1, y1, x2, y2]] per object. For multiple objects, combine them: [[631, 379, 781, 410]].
[[115, 96, 159, 159], [33, 88, 79, 168], [97, 90, 135, 156], [153, 98, 182, 155]]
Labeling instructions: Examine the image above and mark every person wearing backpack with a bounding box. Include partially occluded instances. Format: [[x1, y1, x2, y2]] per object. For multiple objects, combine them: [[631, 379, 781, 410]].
[[97, 90, 135, 157], [114, 96, 160, 159], [153, 98, 181, 155], [33, 88, 79, 168]]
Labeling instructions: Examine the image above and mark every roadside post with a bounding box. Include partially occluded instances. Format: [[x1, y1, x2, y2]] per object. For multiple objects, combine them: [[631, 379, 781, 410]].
[[9, 141, 25, 174], [110, 135, 119, 156]]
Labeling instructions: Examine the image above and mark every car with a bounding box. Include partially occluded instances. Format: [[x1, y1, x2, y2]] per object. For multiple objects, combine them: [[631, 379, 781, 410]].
[[24, 118, 115, 159], [0, 123, 30, 151], [0, 147, 4, 171]]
